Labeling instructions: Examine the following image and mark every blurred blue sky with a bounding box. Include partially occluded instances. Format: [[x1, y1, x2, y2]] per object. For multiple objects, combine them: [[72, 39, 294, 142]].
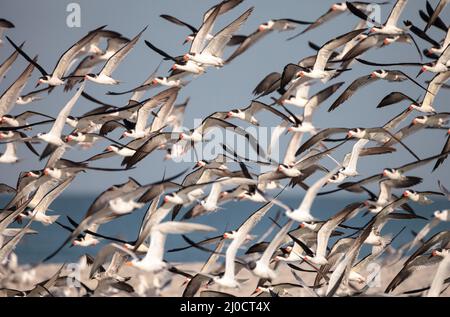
[[0, 0, 449, 195]]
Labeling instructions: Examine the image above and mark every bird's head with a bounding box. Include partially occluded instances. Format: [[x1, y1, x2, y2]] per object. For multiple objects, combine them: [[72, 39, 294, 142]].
[[277, 164, 289, 172], [347, 128, 362, 138], [417, 64, 432, 77], [226, 109, 239, 118], [183, 35, 194, 45], [382, 168, 396, 177], [258, 20, 273, 32], [296, 70, 306, 78], [105, 144, 117, 152], [152, 77, 162, 86], [66, 115, 78, 127], [65, 134, 74, 142], [408, 103, 418, 111], [178, 132, 189, 140], [25, 170, 41, 178], [371, 70, 385, 79], [331, 3, 347, 11], [195, 160, 207, 168], [223, 230, 237, 239], [403, 189, 416, 197], [121, 130, 133, 139], [412, 116, 427, 125], [84, 73, 96, 80], [382, 37, 396, 46], [36, 76, 49, 87], [0, 115, 13, 124], [163, 193, 176, 204]]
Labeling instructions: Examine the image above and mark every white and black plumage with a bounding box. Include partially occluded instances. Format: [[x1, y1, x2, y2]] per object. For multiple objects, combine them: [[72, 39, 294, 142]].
[[347, 0, 408, 36], [296, 29, 366, 82], [126, 221, 216, 272], [214, 201, 274, 288], [287, 2, 390, 40], [160, 0, 244, 45], [328, 69, 430, 111], [2, 1, 450, 299], [7, 25, 106, 86], [64, 36, 130, 91], [225, 18, 312, 64], [85, 27, 147, 85], [184, 7, 254, 68], [345, 1, 424, 58], [35, 83, 85, 147], [179, 116, 266, 158], [376, 71, 450, 112]]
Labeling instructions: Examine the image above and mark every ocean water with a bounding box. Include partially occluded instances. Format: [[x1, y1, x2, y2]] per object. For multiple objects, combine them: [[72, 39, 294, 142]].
[[1, 193, 449, 265]]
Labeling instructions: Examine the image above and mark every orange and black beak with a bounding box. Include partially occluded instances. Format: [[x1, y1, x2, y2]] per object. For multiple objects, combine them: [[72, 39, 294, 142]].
[[416, 66, 427, 78], [251, 287, 261, 295]]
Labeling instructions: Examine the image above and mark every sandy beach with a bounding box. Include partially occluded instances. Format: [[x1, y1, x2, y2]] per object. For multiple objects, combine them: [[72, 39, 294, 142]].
[[1, 256, 448, 297]]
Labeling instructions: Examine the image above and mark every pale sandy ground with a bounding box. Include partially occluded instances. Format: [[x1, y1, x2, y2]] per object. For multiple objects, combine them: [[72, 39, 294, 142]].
[[1, 257, 449, 297]]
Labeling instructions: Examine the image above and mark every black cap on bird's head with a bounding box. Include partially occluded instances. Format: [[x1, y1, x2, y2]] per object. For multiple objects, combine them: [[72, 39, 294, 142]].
[[36, 75, 49, 87], [85, 73, 96, 80], [416, 63, 434, 78], [226, 109, 239, 118], [151, 76, 164, 86], [383, 168, 395, 176], [183, 34, 195, 45]]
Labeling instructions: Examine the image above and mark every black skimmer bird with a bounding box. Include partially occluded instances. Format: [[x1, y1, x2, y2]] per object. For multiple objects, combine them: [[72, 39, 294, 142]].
[[64, 36, 129, 91], [161, 0, 244, 44], [183, 7, 254, 68], [328, 68, 430, 111], [287, 1, 390, 40], [225, 18, 312, 64], [85, 27, 147, 85], [6, 25, 106, 86], [295, 29, 366, 82]]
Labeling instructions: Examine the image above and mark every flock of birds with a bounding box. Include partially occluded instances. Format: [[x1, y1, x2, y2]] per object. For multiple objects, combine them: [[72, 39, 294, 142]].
[[0, 0, 450, 297]]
